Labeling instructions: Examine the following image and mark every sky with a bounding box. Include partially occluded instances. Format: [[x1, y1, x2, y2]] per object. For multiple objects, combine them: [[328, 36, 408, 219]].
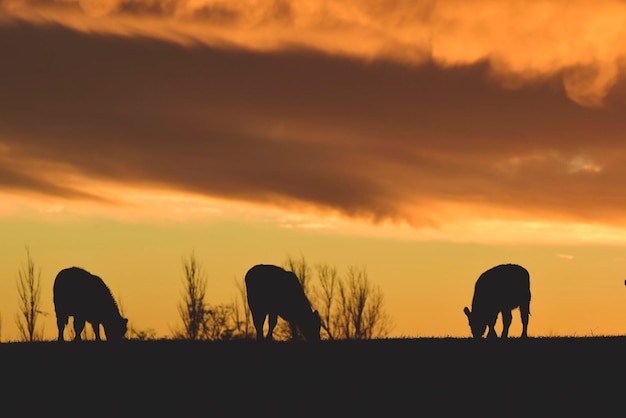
[[2, 0, 626, 341]]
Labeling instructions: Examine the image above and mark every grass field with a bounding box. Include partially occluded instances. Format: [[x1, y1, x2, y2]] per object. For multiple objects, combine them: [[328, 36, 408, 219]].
[[2, 337, 625, 415]]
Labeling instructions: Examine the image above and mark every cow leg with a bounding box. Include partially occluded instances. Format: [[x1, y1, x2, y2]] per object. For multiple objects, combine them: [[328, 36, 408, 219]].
[[252, 312, 266, 340], [289, 323, 299, 340], [73, 317, 85, 341], [501, 310, 513, 338], [92, 323, 102, 341], [520, 303, 530, 338], [267, 314, 278, 340], [486, 315, 498, 338], [56, 314, 68, 342]]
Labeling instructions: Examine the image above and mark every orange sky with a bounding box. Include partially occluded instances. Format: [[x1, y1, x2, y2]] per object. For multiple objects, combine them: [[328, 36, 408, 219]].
[[2, 0, 626, 341]]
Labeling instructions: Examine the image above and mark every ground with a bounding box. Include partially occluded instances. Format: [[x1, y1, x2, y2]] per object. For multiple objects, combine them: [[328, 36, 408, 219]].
[[1, 337, 624, 415]]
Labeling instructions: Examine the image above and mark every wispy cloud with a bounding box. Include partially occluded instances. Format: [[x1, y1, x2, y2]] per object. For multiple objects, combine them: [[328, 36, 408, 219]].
[[557, 253, 574, 260]]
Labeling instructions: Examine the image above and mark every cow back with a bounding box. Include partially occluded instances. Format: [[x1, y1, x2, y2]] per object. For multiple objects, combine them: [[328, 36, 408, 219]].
[[53, 266, 122, 323], [245, 264, 312, 323], [472, 263, 531, 315]]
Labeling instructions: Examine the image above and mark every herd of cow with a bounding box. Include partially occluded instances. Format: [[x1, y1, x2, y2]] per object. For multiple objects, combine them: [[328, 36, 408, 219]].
[[52, 262, 532, 342]]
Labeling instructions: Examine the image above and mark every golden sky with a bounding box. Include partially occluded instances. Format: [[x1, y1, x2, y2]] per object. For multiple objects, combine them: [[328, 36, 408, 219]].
[[2, 0, 626, 340]]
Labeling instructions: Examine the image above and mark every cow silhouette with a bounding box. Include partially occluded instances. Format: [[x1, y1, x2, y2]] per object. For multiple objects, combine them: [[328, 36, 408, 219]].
[[53, 266, 128, 342], [463, 263, 531, 339], [245, 264, 321, 341]]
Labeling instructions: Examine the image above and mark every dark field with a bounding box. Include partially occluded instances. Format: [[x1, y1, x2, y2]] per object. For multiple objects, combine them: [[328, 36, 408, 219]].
[[2, 337, 625, 415]]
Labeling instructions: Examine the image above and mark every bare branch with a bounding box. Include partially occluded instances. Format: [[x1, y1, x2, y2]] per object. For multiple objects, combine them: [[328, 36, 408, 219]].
[[15, 246, 44, 342], [333, 266, 391, 340], [176, 250, 209, 340], [315, 263, 337, 340]]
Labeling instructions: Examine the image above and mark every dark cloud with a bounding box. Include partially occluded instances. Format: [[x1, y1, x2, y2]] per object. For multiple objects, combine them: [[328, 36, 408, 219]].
[[8, 0, 626, 107], [2, 20, 626, 227]]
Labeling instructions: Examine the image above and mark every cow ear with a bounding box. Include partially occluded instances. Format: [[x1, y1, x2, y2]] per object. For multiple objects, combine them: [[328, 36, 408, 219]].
[[463, 307, 471, 318]]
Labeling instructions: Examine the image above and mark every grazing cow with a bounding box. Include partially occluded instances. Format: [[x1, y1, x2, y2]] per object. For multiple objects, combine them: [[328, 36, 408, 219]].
[[245, 264, 321, 341], [53, 266, 128, 342], [463, 263, 531, 339]]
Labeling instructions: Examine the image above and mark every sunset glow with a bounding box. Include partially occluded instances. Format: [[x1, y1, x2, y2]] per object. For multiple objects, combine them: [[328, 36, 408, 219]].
[[2, 0, 626, 341]]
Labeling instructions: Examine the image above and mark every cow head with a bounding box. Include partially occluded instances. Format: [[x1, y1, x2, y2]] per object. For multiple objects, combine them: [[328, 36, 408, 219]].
[[463, 307, 486, 339], [300, 310, 321, 341], [105, 317, 129, 341]]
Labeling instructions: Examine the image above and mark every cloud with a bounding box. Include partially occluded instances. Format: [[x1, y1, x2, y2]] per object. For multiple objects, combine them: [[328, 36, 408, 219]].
[[2, 3, 626, 240], [557, 253, 574, 260], [4, 0, 626, 106], [567, 156, 602, 174]]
